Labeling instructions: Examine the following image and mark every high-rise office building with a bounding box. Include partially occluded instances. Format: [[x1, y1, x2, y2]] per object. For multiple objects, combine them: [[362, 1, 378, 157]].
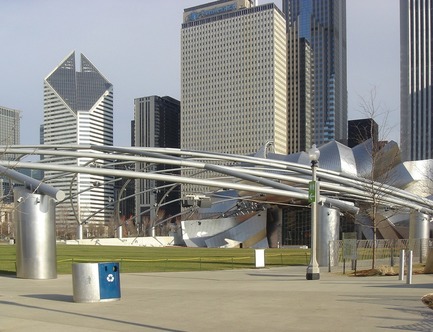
[[287, 27, 314, 154], [43, 51, 114, 229], [400, 0, 432, 161], [347, 118, 378, 148], [181, 0, 288, 156], [134, 96, 180, 235], [283, 0, 347, 145], [181, 0, 287, 196], [0, 106, 20, 155], [0, 106, 20, 201]]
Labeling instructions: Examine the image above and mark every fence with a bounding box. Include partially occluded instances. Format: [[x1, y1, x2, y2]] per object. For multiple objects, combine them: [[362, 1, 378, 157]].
[[328, 238, 431, 273], [53, 251, 310, 274]]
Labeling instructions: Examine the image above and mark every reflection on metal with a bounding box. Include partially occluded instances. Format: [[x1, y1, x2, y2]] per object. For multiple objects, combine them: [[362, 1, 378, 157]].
[[14, 187, 57, 279], [182, 211, 267, 248]]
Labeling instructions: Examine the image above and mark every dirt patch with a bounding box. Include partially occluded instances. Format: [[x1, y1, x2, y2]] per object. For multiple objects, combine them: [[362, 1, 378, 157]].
[[350, 265, 427, 277]]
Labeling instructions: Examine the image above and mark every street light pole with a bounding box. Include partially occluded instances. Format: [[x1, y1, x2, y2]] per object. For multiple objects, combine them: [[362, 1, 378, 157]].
[[306, 144, 320, 280]]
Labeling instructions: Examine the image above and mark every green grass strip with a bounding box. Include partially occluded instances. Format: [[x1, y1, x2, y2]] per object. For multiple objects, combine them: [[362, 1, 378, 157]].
[[0, 244, 309, 275]]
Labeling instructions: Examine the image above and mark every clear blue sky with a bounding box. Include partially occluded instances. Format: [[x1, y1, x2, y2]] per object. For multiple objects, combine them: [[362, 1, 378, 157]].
[[0, 0, 400, 147]]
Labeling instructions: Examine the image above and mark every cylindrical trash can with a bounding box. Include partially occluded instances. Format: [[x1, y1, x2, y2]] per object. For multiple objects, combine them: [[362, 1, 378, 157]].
[[72, 262, 121, 303]]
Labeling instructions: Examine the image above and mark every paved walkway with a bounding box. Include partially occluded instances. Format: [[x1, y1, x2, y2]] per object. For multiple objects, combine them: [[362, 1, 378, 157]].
[[1, 266, 433, 331]]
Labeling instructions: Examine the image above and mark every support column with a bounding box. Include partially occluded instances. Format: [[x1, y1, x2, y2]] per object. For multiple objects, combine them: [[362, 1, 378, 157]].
[[409, 209, 429, 262], [317, 205, 340, 267], [77, 223, 83, 240], [14, 187, 57, 279]]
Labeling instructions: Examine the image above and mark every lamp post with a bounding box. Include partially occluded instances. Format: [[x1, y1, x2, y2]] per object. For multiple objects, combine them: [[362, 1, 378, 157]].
[[306, 144, 320, 280]]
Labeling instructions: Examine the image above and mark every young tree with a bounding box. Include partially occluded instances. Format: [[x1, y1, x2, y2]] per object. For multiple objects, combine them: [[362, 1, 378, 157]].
[[351, 87, 402, 269]]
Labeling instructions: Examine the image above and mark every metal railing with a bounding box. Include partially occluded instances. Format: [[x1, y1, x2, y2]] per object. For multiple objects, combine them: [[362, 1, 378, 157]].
[[328, 238, 431, 273]]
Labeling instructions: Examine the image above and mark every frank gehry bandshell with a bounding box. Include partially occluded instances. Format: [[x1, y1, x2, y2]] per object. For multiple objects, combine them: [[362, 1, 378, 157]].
[[181, 139, 433, 251]]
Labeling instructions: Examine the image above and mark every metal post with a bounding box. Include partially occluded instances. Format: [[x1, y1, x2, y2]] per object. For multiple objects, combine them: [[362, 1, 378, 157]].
[[399, 249, 405, 281], [117, 225, 123, 239], [77, 223, 83, 240], [407, 250, 413, 285], [306, 145, 320, 280]]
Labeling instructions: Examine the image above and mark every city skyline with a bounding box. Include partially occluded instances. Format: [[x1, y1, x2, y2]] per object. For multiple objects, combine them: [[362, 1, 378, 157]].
[[0, 0, 400, 147]]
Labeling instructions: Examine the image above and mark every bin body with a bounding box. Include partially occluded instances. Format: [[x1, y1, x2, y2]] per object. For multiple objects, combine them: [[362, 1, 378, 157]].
[[72, 262, 120, 303], [99, 262, 121, 300]]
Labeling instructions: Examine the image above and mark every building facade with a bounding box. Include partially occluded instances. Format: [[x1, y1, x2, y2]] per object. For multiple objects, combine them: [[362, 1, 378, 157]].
[[283, 0, 347, 145], [0, 106, 20, 150], [348, 118, 379, 148], [400, 0, 432, 161], [43, 51, 114, 229], [181, 0, 287, 195], [134, 96, 181, 235], [181, 0, 288, 156], [287, 24, 314, 154], [0, 106, 20, 203]]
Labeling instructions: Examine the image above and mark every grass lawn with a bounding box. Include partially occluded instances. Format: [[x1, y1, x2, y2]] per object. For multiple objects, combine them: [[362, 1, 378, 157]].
[[0, 244, 309, 275]]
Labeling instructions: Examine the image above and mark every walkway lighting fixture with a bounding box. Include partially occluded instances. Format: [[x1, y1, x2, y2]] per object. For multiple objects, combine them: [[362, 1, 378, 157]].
[[307, 144, 320, 280]]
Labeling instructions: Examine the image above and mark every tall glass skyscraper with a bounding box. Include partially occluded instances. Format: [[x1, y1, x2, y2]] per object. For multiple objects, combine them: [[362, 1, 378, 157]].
[[400, 0, 432, 161], [283, 0, 347, 146], [43, 51, 114, 230], [287, 27, 314, 154]]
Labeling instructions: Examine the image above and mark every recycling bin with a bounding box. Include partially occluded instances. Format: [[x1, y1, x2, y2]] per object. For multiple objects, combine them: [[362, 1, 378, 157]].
[[72, 262, 121, 303]]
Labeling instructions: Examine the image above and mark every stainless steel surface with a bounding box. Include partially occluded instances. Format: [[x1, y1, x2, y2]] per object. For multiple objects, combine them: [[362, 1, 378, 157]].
[[72, 263, 100, 303], [14, 187, 57, 279]]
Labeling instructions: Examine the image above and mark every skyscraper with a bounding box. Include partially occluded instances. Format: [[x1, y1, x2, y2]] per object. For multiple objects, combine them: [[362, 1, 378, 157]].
[[283, 0, 347, 146], [287, 26, 314, 154], [181, 0, 288, 156], [43, 51, 114, 229], [0, 106, 20, 155], [400, 0, 432, 161], [134, 95, 180, 235], [181, 0, 287, 196], [0, 106, 20, 201], [347, 118, 378, 148]]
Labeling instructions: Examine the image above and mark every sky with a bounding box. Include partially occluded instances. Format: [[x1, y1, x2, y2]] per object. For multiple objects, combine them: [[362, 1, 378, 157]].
[[0, 0, 400, 147]]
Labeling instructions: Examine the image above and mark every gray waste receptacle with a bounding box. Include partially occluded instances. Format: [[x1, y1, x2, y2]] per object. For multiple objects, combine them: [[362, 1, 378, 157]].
[[72, 262, 121, 303]]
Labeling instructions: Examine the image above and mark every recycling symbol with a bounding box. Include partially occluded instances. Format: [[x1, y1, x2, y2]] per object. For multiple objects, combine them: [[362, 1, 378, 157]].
[[106, 274, 115, 282]]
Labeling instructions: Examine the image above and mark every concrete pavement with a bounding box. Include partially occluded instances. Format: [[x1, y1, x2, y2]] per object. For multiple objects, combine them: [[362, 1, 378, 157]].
[[1, 266, 433, 331]]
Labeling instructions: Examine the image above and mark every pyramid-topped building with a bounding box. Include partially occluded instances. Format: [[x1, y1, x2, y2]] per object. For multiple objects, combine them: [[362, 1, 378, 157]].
[[43, 51, 113, 230]]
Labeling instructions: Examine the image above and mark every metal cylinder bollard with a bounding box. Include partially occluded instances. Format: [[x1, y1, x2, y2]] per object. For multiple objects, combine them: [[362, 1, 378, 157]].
[[407, 250, 413, 285], [399, 249, 405, 281], [72, 262, 121, 303]]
